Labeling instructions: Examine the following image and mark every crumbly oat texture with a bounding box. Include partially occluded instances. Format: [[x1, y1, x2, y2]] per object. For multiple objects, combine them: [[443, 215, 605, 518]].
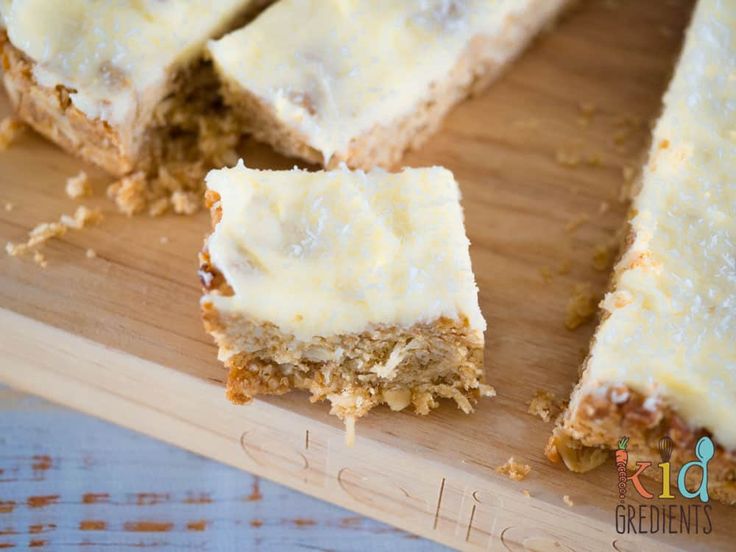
[[200, 163, 492, 435], [496, 458, 531, 481], [210, 0, 573, 169], [551, 0, 736, 505], [527, 390, 560, 423]]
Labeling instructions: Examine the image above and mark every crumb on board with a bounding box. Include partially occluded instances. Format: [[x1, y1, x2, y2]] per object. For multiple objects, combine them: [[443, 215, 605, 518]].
[[5, 205, 103, 263], [4, 202, 14, 212], [585, 153, 602, 167], [60, 205, 103, 230], [65, 170, 92, 199], [0, 115, 26, 150], [108, 171, 147, 216], [171, 190, 201, 215], [159, 236, 170, 245], [555, 148, 581, 167], [86, 248, 97, 259], [557, 258, 572, 275], [496, 457, 531, 482], [565, 213, 590, 233], [592, 241, 617, 272], [563, 495, 574, 507], [565, 283, 598, 331], [620, 165, 638, 202], [599, 201, 610, 214], [522, 489, 531, 498], [345, 417, 356, 447], [578, 101, 597, 117], [527, 390, 559, 423], [544, 436, 561, 463], [148, 197, 169, 217], [33, 250, 47, 268], [539, 266, 554, 284]]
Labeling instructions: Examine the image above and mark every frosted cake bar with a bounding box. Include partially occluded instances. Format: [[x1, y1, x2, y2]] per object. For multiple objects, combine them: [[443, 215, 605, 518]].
[[209, 0, 571, 169], [549, 0, 736, 505], [199, 162, 492, 437]]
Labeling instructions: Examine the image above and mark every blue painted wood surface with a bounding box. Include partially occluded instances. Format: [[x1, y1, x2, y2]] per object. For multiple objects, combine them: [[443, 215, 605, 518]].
[[0, 385, 445, 551]]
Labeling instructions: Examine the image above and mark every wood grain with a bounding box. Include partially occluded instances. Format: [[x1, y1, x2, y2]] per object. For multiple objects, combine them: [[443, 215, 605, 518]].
[[0, 385, 439, 551], [0, 0, 729, 550]]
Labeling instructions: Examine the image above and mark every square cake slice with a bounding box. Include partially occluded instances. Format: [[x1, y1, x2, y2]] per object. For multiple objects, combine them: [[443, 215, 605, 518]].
[[208, 0, 572, 170], [199, 162, 491, 437], [549, 0, 736, 504], [0, 0, 268, 176]]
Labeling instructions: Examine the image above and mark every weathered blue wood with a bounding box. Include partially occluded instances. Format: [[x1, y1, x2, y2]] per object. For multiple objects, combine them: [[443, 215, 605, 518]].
[[0, 385, 445, 551]]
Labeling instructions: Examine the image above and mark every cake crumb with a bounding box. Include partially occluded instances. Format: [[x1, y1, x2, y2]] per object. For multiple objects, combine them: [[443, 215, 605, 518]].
[[557, 258, 572, 275], [527, 390, 560, 423], [539, 266, 554, 284], [5, 206, 103, 265], [599, 201, 610, 214], [86, 248, 97, 259], [33, 250, 47, 268], [585, 153, 602, 167], [171, 190, 201, 215], [522, 489, 531, 498], [556, 148, 581, 167], [496, 457, 531, 481], [578, 101, 597, 117], [592, 242, 616, 272], [60, 206, 104, 230], [65, 171, 92, 199], [0, 115, 26, 150], [4, 202, 14, 212], [565, 283, 598, 330], [563, 495, 574, 507], [345, 416, 356, 447], [620, 165, 638, 202], [148, 197, 169, 217], [565, 213, 590, 233], [108, 172, 147, 216], [544, 436, 561, 463], [159, 236, 170, 245]]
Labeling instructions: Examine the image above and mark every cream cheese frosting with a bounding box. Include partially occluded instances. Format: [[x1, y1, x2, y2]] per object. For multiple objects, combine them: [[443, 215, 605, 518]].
[[208, 0, 543, 163], [585, 0, 736, 449], [0, 0, 254, 124], [204, 162, 485, 341]]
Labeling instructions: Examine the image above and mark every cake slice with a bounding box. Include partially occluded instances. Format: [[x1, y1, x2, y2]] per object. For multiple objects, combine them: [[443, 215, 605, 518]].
[[199, 162, 492, 438], [208, 0, 572, 169], [549, 0, 736, 504], [0, 0, 269, 176]]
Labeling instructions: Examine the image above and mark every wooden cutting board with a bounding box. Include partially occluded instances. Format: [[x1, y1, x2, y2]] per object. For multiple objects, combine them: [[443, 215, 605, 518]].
[[0, 1, 730, 550]]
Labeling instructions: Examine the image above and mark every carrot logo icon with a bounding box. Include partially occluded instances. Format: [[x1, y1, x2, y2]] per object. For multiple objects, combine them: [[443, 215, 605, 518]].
[[615, 437, 629, 501]]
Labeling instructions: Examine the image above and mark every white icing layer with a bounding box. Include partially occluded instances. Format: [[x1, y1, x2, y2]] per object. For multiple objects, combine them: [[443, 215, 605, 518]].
[[204, 162, 485, 341], [0, 0, 254, 124], [585, 0, 736, 449]]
